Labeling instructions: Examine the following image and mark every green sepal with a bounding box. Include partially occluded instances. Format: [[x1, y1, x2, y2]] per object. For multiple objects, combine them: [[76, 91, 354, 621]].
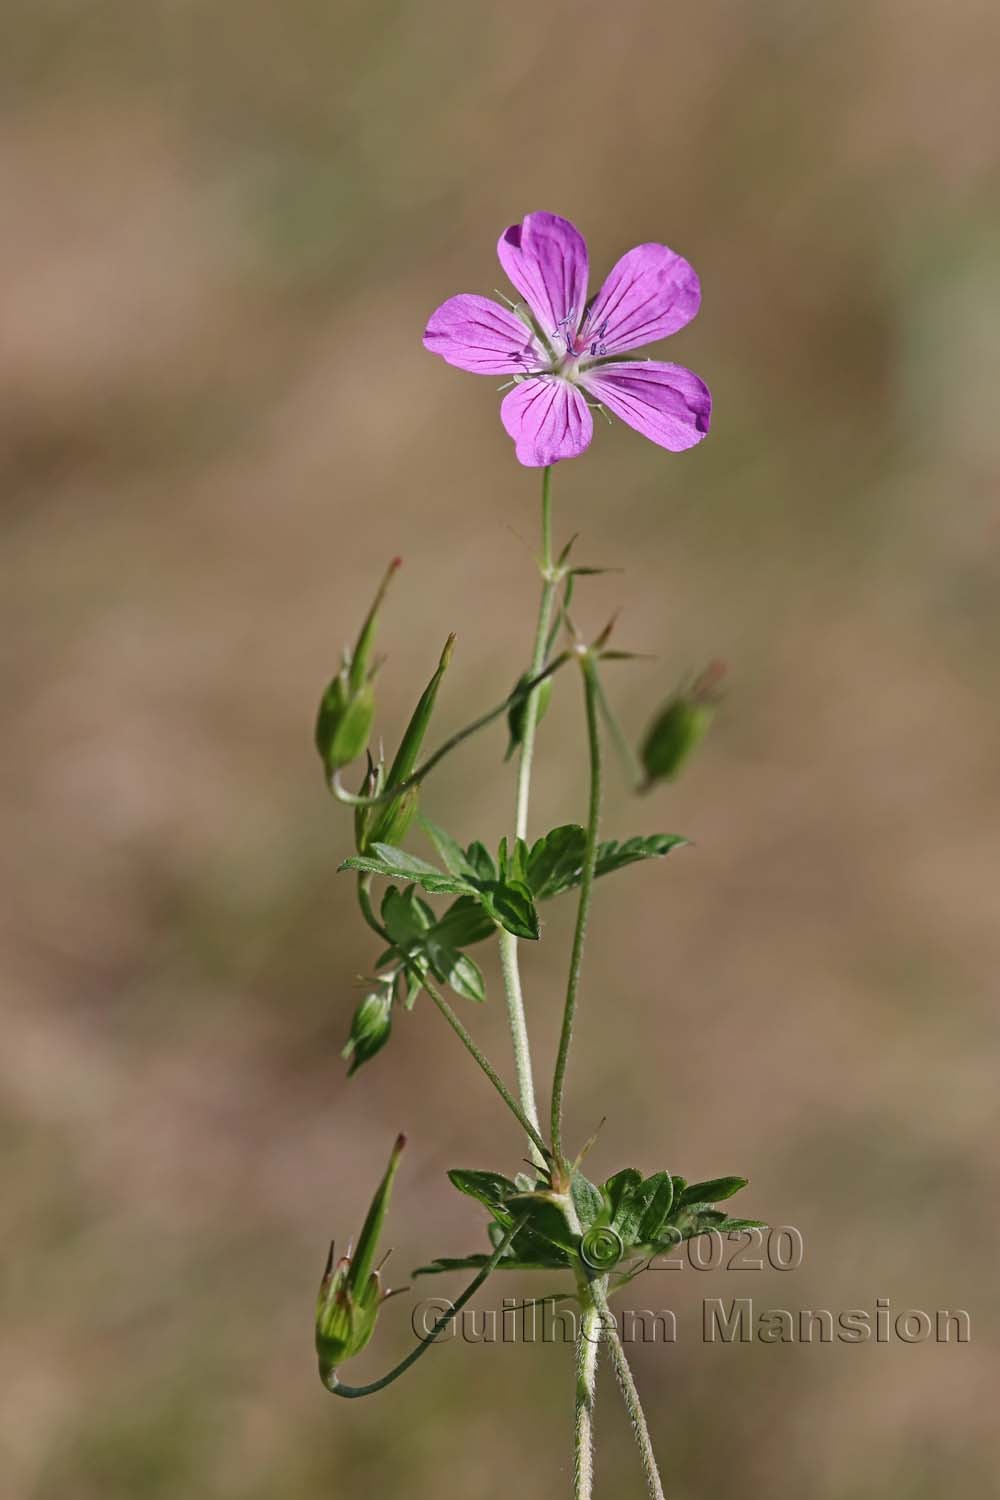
[[315, 559, 399, 776], [315, 1134, 405, 1379], [316, 679, 375, 774], [385, 635, 454, 790]]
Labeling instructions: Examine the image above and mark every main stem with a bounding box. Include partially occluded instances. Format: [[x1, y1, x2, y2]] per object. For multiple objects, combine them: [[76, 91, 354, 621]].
[[498, 465, 557, 1156], [574, 1289, 602, 1500], [598, 1285, 666, 1500], [550, 655, 603, 1164]]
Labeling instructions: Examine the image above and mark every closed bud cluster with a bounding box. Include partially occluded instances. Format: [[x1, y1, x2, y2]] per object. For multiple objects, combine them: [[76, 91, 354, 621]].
[[315, 559, 401, 776], [640, 661, 725, 789], [316, 1135, 406, 1383]]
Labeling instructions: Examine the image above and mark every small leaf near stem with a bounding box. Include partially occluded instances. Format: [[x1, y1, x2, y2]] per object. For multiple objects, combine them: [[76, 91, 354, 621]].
[[550, 653, 603, 1167]]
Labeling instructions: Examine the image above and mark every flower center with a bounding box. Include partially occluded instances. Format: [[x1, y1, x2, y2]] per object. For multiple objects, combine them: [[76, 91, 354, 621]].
[[552, 308, 609, 362]]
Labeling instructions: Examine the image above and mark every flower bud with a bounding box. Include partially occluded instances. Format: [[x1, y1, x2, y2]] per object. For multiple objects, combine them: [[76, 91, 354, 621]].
[[315, 559, 400, 775], [362, 783, 420, 852], [640, 662, 725, 788], [504, 672, 552, 760], [316, 1135, 406, 1381], [359, 634, 454, 848], [342, 986, 393, 1075]]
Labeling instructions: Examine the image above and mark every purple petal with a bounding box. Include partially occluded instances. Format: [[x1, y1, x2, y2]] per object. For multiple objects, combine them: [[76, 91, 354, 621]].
[[582, 244, 701, 356], [423, 294, 544, 374], [579, 362, 711, 452], [500, 377, 594, 468], [497, 213, 589, 340]]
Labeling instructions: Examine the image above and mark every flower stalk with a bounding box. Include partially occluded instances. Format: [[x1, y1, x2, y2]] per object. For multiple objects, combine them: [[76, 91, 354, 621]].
[[550, 651, 603, 1166], [497, 463, 557, 1157]]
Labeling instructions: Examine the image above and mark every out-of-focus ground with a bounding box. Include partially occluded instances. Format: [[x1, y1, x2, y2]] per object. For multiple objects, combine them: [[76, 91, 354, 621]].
[[3, 3, 1000, 1497]]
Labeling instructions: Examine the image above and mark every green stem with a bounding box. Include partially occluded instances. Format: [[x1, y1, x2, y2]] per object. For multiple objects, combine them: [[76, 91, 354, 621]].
[[422, 976, 548, 1160], [497, 465, 556, 1160], [514, 465, 557, 841], [574, 1286, 602, 1500], [598, 1286, 666, 1500], [325, 1217, 524, 1398], [550, 654, 603, 1165]]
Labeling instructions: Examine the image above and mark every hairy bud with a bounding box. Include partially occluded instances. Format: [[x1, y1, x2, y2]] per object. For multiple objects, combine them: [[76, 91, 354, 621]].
[[316, 1135, 406, 1381], [640, 662, 725, 788], [342, 986, 394, 1075]]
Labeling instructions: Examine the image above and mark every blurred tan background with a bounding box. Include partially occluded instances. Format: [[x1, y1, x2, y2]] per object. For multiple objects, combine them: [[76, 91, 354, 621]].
[[3, 2, 999, 1496]]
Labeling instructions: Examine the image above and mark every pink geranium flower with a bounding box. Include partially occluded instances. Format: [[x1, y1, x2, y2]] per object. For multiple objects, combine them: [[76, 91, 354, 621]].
[[423, 212, 711, 468]]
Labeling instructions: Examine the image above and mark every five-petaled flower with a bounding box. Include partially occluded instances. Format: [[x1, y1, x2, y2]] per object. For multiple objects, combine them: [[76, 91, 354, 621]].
[[423, 212, 711, 468]]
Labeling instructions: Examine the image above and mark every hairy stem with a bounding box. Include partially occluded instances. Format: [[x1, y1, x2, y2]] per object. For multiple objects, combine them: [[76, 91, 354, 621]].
[[574, 1286, 602, 1500], [497, 465, 556, 1159], [550, 655, 603, 1164], [598, 1286, 666, 1500]]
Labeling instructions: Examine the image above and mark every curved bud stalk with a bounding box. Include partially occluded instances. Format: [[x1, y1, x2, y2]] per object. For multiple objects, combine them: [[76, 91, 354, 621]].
[[315, 558, 401, 775], [315, 1134, 406, 1382]]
